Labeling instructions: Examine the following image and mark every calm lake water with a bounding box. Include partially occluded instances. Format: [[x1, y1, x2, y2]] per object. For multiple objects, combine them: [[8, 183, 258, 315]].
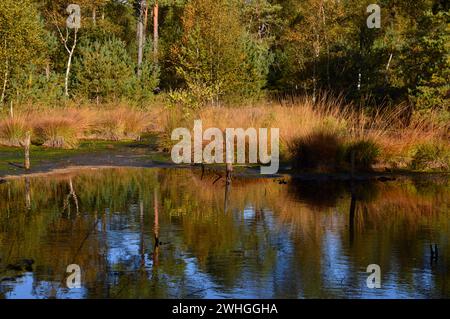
[[0, 168, 449, 299]]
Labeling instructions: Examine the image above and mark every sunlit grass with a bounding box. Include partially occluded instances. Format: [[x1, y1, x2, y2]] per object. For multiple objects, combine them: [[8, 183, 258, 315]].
[[0, 98, 448, 172]]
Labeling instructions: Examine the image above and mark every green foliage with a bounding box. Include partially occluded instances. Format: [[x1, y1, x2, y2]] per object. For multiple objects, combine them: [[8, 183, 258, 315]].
[[174, 0, 271, 105], [0, 0, 447, 116], [74, 37, 159, 104], [9, 65, 65, 105], [74, 37, 134, 102], [271, 0, 449, 113], [401, 9, 450, 112], [238, 34, 273, 100], [86, 0, 137, 47], [130, 42, 160, 105], [0, 0, 46, 103], [166, 89, 202, 115]]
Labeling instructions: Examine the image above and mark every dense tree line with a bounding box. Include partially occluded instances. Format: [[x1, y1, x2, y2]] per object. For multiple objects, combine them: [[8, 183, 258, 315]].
[[0, 0, 448, 113]]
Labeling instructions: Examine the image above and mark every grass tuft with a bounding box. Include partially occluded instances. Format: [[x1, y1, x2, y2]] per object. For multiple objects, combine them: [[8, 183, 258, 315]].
[[344, 140, 381, 171], [410, 143, 450, 171], [93, 108, 149, 141], [0, 116, 31, 147], [291, 130, 343, 171]]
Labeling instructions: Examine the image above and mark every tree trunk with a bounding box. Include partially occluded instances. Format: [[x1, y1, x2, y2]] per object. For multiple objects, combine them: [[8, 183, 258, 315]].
[[65, 54, 72, 97], [64, 29, 78, 97], [24, 131, 31, 170], [153, 0, 159, 64], [92, 7, 97, 26], [143, 1, 149, 43], [137, 0, 146, 77], [45, 63, 50, 80], [1, 66, 8, 105]]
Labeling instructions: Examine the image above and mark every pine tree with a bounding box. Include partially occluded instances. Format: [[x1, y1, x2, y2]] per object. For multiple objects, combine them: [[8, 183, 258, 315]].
[[0, 0, 45, 104], [174, 0, 271, 106], [400, 8, 449, 112], [74, 38, 134, 103]]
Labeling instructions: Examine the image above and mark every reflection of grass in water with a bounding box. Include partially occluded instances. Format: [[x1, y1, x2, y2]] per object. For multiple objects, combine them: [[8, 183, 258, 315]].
[[0, 168, 449, 298], [1, 168, 448, 246], [169, 169, 450, 260], [184, 169, 448, 217], [0, 169, 163, 296], [178, 169, 450, 297]]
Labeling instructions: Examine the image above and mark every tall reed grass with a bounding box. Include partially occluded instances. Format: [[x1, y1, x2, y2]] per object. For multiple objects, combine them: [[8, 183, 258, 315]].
[[0, 97, 447, 171], [186, 97, 448, 171]]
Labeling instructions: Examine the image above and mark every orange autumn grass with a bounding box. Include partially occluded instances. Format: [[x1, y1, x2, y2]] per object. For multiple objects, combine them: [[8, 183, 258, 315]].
[[0, 98, 448, 170], [187, 97, 448, 170], [0, 105, 162, 148]]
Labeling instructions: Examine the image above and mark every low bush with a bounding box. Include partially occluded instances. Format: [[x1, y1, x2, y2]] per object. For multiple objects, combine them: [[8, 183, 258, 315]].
[[291, 130, 343, 171], [344, 140, 381, 171], [410, 143, 450, 171]]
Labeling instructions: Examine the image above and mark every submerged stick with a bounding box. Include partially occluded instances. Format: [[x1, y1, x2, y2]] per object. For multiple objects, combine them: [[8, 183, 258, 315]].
[[25, 177, 31, 210], [8, 162, 25, 169], [68, 178, 79, 214], [153, 188, 160, 267], [226, 162, 233, 186]]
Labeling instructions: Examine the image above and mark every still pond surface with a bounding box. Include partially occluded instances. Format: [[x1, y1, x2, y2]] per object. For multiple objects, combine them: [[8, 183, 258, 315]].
[[0, 168, 449, 299]]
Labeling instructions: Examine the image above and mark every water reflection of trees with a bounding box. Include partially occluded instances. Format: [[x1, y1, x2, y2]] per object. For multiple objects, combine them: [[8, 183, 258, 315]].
[[0, 169, 448, 298]]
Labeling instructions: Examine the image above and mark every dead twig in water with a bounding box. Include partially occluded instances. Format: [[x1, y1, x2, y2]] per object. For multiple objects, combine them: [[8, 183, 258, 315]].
[[212, 174, 222, 185], [8, 162, 25, 169]]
